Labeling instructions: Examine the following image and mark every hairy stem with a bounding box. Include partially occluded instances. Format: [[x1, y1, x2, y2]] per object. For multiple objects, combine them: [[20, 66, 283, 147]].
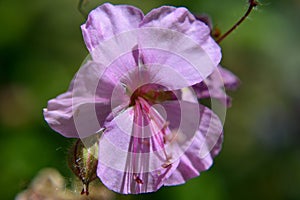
[[216, 0, 259, 43]]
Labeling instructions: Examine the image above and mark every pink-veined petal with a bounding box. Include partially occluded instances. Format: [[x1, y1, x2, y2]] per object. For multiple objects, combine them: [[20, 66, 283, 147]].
[[140, 6, 221, 66], [81, 3, 144, 52], [219, 66, 240, 90], [97, 102, 180, 194], [201, 36, 222, 67], [140, 6, 210, 45], [97, 159, 179, 194], [193, 66, 240, 106], [136, 7, 220, 88], [164, 105, 223, 185], [43, 61, 111, 138]]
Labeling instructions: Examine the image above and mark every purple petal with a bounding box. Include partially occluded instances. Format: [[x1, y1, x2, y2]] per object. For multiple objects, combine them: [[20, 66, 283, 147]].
[[140, 6, 221, 66], [201, 36, 222, 67], [164, 105, 223, 185], [43, 94, 112, 138], [97, 102, 180, 194], [140, 6, 210, 45], [218, 66, 240, 90], [137, 48, 214, 89], [81, 3, 144, 52], [193, 66, 240, 106], [43, 61, 112, 138], [195, 14, 213, 31], [135, 7, 221, 89], [97, 159, 179, 194], [123, 58, 204, 91], [43, 91, 78, 138]]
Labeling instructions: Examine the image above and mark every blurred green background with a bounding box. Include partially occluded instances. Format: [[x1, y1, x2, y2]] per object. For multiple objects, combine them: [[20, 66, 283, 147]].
[[1, 0, 300, 199]]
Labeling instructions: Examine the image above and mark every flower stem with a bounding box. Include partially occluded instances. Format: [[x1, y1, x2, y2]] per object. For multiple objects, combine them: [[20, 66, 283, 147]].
[[216, 0, 259, 43]]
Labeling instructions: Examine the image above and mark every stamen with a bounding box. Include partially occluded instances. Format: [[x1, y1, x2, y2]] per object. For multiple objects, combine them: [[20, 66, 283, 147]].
[[134, 175, 144, 184], [161, 122, 170, 144], [135, 97, 174, 170], [142, 139, 150, 146], [162, 154, 173, 168], [216, 0, 259, 43], [163, 130, 178, 144], [162, 162, 172, 168]]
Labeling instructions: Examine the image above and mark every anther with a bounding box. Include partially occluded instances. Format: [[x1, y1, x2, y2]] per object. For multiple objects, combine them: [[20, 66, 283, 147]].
[[134, 175, 144, 184], [162, 162, 172, 168]]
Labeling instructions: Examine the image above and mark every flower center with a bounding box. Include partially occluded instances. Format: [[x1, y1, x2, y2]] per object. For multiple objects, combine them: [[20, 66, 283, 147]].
[[129, 84, 176, 106]]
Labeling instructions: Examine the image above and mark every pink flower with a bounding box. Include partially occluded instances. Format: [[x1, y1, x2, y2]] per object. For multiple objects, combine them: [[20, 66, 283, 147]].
[[43, 3, 232, 194]]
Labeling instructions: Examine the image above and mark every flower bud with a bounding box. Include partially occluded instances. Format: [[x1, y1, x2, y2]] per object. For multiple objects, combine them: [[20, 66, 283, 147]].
[[68, 137, 98, 195]]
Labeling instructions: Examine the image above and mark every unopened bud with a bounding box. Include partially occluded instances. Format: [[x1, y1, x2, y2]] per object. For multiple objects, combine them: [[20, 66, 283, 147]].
[[68, 138, 99, 195]]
